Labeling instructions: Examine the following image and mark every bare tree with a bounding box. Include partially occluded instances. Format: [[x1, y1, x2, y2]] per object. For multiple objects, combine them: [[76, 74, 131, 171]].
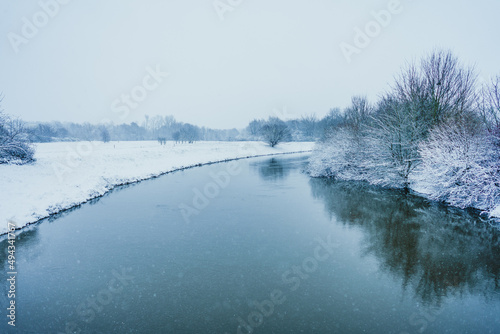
[[392, 62, 431, 123], [300, 114, 318, 138], [247, 119, 264, 137], [172, 131, 180, 143], [320, 108, 345, 139], [422, 49, 478, 124], [100, 126, 110, 143], [260, 117, 290, 147], [392, 49, 478, 129], [478, 75, 500, 132], [344, 95, 372, 132], [82, 122, 96, 141], [180, 124, 199, 143]]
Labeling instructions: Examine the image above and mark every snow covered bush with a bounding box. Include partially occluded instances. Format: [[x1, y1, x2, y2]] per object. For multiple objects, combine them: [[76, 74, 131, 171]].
[[417, 122, 500, 212], [308, 96, 375, 181], [308, 128, 372, 180], [308, 93, 429, 188], [0, 109, 35, 164]]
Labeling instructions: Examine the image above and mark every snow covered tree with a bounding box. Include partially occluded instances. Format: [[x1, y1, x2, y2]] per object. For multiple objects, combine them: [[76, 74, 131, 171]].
[[367, 96, 428, 188], [309, 50, 488, 200], [260, 117, 290, 147], [364, 50, 479, 188]]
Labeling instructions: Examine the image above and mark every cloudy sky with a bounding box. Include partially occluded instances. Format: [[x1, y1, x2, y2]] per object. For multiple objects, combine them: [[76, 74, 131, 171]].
[[0, 0, 499, 129]]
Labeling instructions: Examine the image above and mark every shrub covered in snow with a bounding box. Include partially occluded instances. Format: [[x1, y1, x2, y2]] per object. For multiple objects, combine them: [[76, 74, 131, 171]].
[[417, 122, 500, 212], [309, 128, 371, 180], [0, 109, 35, 165]]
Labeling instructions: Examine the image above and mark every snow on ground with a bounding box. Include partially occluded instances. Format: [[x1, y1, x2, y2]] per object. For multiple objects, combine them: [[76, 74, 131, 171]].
[[0, 140, 314, 235], [491, 206, 500, 219]]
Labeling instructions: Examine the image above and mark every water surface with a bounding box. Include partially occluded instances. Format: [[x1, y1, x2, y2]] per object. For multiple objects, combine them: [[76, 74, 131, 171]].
[[1, 154, 499, 333]]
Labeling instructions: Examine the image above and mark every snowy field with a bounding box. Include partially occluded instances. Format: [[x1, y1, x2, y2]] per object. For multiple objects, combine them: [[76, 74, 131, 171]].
[[0, 141, 314, 235]]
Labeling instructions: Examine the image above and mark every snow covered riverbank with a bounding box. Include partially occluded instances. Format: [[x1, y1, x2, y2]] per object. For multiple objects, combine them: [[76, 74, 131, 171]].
[[0, 141, 314, 235], [308, 142, 500, 221]]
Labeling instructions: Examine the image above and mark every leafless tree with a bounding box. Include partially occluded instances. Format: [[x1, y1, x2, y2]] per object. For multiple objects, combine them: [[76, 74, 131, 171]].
[[300, 114, 318, 138], [100, 126, 110, 143], [370, 49, 481, 187], [392, 49, 478, 128], [344, 95, 372, 132], [247, 119, 264, 137], [478, 75, 500, 133], [260, 117, 290, 147], [421, 49, 478, 124], [82, 122, 96, 141]]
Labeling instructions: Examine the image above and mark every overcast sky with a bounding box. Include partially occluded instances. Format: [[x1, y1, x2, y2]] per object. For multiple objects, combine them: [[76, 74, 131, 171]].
[[0, 0, 499, 129]]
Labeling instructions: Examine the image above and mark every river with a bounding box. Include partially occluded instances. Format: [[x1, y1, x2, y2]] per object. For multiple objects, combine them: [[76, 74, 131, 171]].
[[1, 154, 499, 333]]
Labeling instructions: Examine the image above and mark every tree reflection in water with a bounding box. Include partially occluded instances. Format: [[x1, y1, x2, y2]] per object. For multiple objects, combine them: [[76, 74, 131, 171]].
[[0, 227, 41, 298], [309, 177, 500, 306], [253, 157, 292, 182]]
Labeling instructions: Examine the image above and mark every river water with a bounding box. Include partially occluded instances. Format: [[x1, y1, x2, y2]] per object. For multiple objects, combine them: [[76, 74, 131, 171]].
[[1, 154, 499, 333]]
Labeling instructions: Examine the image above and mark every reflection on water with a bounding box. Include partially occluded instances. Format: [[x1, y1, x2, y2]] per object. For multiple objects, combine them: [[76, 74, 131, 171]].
[[0, 227, 41, 266], [0, 227, 41, 302], [309, 178, 500, 306], [251, 157, 291, 181]]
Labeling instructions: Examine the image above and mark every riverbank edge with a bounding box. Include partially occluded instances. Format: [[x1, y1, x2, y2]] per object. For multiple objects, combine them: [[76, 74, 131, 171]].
[[307, 173, 500, 225], [1, 150, 312, 237]]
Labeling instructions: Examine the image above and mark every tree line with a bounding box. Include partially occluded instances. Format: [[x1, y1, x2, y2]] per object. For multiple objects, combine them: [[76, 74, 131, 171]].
[[25, 116, 238, 144]]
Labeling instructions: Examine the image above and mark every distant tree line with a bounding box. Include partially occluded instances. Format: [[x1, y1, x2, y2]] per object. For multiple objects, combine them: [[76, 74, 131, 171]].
[[309, 49, 500, 214], [26, 115, 240, 143], [26, 112, 333, 146]]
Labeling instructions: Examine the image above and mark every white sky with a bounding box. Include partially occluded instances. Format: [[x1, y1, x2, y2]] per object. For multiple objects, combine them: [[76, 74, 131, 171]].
[[0, 0, 499, 129]]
